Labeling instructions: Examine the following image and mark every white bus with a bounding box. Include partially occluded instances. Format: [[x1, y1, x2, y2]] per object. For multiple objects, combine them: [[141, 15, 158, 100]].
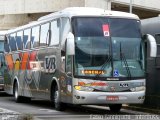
[[4, 7, 157, 112]]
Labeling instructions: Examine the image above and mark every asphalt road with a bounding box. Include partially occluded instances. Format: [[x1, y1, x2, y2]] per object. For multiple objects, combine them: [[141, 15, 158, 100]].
[[0, 91, 157, 120]]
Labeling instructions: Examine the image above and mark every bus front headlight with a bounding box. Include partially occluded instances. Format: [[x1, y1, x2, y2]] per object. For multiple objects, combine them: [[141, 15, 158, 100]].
[[74, 85, 94, 91], [130, 86, 145, 92]]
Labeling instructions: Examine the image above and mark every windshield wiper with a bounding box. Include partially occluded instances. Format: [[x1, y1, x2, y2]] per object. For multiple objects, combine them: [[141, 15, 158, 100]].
[[120, 42, 132, 79], [95, 55, 112, 77]]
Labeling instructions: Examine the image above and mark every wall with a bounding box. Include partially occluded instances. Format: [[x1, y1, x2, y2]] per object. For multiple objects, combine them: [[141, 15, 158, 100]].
[[0, 0, 111, 30], [113, 0, 160, 11]]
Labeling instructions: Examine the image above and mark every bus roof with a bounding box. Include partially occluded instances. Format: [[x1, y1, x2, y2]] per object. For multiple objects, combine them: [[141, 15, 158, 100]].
[[38, 7, 139, 21], [6, 7, 139, 34], [141, 17, 160, 35], [142, 17, 160, 26], [0, 31, 7, 35], [0, 31, 7, 41]]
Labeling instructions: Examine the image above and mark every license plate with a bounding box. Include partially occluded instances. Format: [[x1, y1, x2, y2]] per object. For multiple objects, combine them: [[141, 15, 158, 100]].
[[106, 96, 119, 101]]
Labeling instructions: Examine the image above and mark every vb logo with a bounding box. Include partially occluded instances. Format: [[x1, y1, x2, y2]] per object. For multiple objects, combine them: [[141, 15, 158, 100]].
[[44, 55, 56, 73]]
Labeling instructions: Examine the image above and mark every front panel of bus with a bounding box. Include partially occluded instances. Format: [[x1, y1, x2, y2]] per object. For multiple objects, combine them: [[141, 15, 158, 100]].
[[71, 17, 145, 104]]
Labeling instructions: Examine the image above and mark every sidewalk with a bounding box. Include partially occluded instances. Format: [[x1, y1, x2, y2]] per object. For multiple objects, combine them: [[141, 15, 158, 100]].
[[0, 107, 42, 120], [0, 107, 20, 120]]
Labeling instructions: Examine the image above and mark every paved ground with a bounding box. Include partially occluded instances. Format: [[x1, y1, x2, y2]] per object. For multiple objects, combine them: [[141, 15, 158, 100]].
[[0, 91, 159, 120]]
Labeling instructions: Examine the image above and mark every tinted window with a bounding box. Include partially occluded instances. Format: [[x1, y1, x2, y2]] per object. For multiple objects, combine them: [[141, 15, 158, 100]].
[[4, 38, 10, 52], [23, 29, 31, 49], [9, 34, 17, 51], [155, 34, 160, 44], [31, 26, 40, 48], [40, 23, 50, 46], [16, 31, 23, 50], [109, 18, 141, 38], [72, 17, 105, 37], [50, 19, 60, 46]]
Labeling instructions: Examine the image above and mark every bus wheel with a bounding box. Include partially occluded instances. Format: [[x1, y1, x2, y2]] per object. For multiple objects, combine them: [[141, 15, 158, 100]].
[[13, 82, 23, 103], [52, 85, 65, 111], [109, 104, 122, 113]]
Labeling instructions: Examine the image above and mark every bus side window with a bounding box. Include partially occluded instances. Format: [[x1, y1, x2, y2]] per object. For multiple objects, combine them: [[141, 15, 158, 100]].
[[9, 33, 17, 51], [23, 29, 31, 49], [40, 22, 50, 46], [32, 26, 40, 48], [4, 36, 10, 53], [50, 19, 60, 46], [16, 31, 23, 50]]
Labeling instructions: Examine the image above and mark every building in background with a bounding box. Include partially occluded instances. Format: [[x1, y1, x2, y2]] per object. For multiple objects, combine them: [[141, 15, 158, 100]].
[[0, 0, 160, 30], [112, 0, 160, 19]]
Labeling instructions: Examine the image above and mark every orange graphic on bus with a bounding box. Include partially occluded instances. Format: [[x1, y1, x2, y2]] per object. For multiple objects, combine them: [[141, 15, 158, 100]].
[[21, 52, 29, 70], [5, 54, 14, 70]]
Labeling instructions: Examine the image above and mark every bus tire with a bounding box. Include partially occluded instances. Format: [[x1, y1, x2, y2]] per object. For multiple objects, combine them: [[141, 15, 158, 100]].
[[13, 82, 23, 103], [109, 104, 122, 113], [51, 85, 65, 111]]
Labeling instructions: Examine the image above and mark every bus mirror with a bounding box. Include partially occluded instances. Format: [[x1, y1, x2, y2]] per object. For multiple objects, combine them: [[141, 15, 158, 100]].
[[66, 32, 75, 55], [144, 34, 157, 57]]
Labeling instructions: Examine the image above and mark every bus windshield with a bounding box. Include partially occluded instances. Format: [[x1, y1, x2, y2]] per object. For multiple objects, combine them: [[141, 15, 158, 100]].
[[72, 17, 145, 79]]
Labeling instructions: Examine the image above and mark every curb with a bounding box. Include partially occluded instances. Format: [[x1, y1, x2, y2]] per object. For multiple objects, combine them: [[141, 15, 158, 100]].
[[123, 105, 160, 114]]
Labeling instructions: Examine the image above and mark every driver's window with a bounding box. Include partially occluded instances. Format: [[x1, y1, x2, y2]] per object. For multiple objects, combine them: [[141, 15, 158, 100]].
[[65, 40, 72, 74], [66, 55, 72, 73], [61, 17, 72, 74]]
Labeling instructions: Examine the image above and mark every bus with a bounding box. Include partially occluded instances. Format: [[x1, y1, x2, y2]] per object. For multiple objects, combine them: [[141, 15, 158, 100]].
[[0, 31, 6, 91], [4, 7, 157, 112], [141, 17, 160, 108]]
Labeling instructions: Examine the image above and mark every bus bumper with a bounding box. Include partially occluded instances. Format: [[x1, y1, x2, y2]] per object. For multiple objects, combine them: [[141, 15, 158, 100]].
[[73, 90, 145, 104]]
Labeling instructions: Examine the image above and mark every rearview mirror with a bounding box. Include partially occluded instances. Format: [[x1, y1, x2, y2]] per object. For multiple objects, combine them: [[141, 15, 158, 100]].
[[144, 34, 157, 57], [66, 32, 75, 55]]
